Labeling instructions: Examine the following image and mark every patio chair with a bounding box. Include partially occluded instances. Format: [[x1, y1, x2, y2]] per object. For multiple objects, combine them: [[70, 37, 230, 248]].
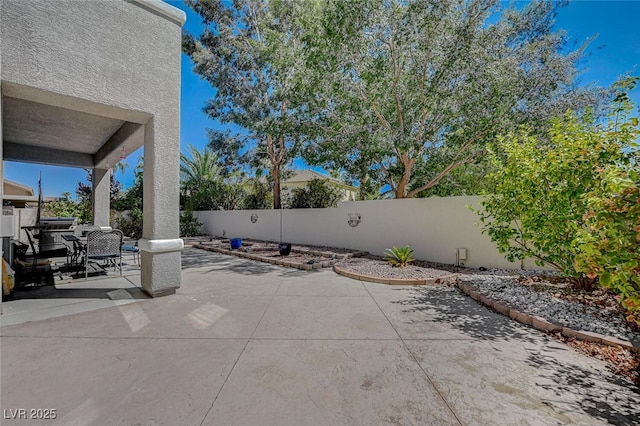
[[122, 241, 140, 266], [22, 226, 69, 271], [85, 229, 123, 279]]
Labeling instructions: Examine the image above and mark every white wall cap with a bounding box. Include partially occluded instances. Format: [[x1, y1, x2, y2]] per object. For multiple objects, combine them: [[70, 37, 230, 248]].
[[128, 0, 187, 26], [138, 238, 184, 253]]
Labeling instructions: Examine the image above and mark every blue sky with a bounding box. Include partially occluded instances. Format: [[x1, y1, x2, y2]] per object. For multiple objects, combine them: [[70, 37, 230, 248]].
[[3, 0, 639, 197]]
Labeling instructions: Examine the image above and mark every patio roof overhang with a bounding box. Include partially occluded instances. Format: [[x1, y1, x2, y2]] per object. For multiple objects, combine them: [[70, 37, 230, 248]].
[[2, 82, 147, 170]]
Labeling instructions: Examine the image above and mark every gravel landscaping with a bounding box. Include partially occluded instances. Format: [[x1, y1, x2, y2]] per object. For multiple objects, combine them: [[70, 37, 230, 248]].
[[336, 256, 454, 280], [459, 273, 640, 345]]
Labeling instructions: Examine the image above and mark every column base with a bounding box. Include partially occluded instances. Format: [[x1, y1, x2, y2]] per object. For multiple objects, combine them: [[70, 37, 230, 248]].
[[143, 288, 176, 298], [139, 238, 184, 297]]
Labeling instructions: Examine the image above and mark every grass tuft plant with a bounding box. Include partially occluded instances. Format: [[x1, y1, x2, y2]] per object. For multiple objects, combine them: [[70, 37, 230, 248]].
[[384, 246, 415, 268]]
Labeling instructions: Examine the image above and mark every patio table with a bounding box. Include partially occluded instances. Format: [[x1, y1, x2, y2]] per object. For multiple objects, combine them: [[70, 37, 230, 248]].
[[61, 234, 86, 267]]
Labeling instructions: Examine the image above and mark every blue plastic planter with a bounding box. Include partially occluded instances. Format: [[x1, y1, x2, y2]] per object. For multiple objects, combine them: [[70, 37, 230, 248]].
[[230, 238, 242, 250]]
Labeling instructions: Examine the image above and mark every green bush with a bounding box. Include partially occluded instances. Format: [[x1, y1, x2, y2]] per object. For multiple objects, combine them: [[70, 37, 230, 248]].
[[288, 178, 342, 209], [476, 78, 639, 294], [574, 165, 640, 324], [180, 210, 203, 237], [384, 246, 415, 268], [475, 113, 616, 288], [116, 208, 143, 239]]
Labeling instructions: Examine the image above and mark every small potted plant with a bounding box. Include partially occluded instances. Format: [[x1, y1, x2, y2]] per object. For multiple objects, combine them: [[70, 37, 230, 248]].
[[278, 242, 291, 256]]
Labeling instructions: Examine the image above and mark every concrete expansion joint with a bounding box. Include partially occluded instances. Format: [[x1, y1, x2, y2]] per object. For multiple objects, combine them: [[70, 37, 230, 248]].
[[455, 281, 637, 351]]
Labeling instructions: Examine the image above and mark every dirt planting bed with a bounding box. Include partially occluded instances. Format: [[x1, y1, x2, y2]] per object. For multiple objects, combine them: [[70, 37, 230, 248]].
[[190, 237, 368, 271]]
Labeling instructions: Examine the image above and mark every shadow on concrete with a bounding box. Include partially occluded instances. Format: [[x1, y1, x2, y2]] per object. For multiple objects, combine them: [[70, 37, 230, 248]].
[[396, 286, 536, 342], [278, 268, 323, 278], [524, 348, 640, 424], [397, 286, 640, 424], [223, 260, 280, 276], [6, 286, 147, 301], [181, 248, 280, 275]]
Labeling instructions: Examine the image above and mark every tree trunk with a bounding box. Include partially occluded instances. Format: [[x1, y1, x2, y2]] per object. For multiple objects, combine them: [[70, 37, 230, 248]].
[[395, 166, 411, 198], [272, 162, 281, 210]]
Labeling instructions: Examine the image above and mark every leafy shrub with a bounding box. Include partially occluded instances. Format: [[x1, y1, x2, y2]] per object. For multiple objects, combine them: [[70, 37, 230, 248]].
[[474, 111, 629, 289], [242, 178, 273, 210], [574, 165, 640, 324], [384, 246, 415, 268], [288, 178, 342, 209], [180, 210, 203, 237], [42, 192, 85, 220], [115, 208, 143, 239], [475, 78, 640, 296]]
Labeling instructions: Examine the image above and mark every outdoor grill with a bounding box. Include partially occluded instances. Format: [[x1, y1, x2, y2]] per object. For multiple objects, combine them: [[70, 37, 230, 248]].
[[37, 217, 77, 251]]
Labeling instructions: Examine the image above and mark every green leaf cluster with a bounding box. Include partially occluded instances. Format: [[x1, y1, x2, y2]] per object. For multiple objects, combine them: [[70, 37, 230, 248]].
[[572, 77, 640, 320], [574, 166, 640, 323], [476, 81, 638, 297], [301, 0, 608, 199], [180, 210, 203, 237], [384, 246, 415, 268], [287, 178, 342, 209], [42, 192, 86, 221]]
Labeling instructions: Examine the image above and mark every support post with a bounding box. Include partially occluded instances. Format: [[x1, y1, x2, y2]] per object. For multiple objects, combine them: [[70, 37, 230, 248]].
[[138, 117, 183, 297], [92, 168, 111, 227]]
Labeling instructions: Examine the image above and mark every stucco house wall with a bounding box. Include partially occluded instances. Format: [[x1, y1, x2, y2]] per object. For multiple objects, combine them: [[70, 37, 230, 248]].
[[1, 0, 185, 296]]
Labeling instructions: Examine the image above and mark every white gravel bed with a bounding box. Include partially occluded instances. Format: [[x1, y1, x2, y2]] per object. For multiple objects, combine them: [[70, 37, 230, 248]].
[[460, 274, 640, 344], [337, 257, 453, 280]]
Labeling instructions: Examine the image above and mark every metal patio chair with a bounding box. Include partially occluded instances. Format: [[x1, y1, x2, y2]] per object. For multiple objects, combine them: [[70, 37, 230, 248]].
[[21, 226, 69, 271], [85, 229, 123, 279]]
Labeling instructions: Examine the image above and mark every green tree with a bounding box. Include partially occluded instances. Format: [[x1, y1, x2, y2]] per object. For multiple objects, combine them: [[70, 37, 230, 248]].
[[183, 0, 316, 209], [242, 174, 273, 210], [302, 0, 607, 198], [220, 173, 247, 211], [113, 158, 144, 238], [180, 144, 225, 211], [74, 169, 123, 223], [42, 192, 83, 219], [287, 178, 342, 208]]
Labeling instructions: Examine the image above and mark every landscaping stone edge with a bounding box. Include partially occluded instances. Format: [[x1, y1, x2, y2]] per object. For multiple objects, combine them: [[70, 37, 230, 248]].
[[456, 280, 637, 351]]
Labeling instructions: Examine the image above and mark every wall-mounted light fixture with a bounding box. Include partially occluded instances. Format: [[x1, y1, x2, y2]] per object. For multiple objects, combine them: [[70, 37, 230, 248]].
[[347, 213, 361, 227], [250, 213, 258, 223]]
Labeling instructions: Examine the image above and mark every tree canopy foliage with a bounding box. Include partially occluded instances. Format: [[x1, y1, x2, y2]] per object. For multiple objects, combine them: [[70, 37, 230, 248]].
[[301, 0, 607, 198], [287, 178, 342, 209], [183, 0, 316, 208]]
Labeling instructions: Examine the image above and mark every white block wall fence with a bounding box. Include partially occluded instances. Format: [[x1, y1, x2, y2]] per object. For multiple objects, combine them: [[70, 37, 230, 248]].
[[194, 196, 538, 270]]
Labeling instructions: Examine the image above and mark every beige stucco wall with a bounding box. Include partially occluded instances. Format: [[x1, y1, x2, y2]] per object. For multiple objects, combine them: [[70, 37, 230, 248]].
[[1, 0, 181, 123], [195, 196, 534, 270]]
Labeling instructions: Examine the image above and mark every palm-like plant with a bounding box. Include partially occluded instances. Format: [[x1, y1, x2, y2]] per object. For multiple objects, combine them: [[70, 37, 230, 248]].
[[180, 144, 224, 210], [384, 246, 415, 268]]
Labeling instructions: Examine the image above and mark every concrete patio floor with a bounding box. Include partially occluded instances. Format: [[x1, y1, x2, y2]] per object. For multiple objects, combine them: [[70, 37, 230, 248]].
[[1, 247, 639, 425]]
